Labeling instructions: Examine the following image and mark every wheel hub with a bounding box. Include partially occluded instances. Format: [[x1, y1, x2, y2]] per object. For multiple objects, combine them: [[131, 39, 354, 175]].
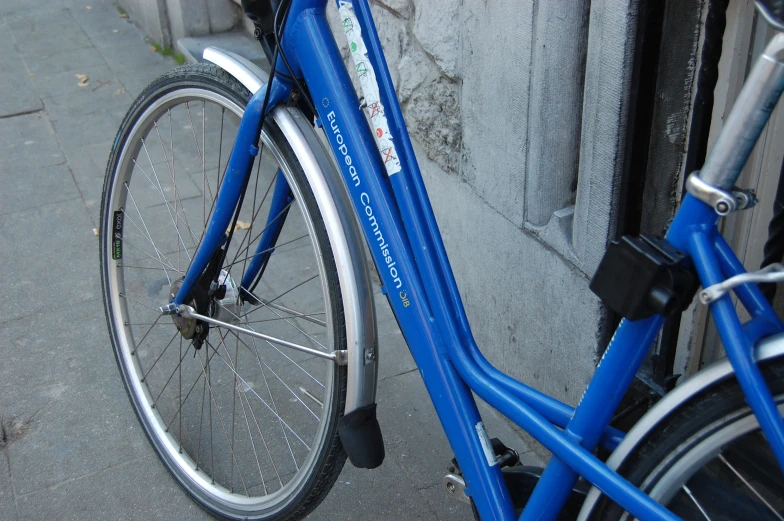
[[168, 279, 204, 339], [168, 270, 242, 340]]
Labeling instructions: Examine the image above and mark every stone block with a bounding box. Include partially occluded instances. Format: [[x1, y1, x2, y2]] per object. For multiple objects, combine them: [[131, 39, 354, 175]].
[[396, 45, 431, 103], [406, 78, 461, 174], [0, 200, 98, 323], [5, 8, 93, 58], [207, 0, 240, 33], [459, 0, 533, 226], [412, 0, 460, 79], [15, 457, 215, 521], [0, 20, 43, 118], [375, 0, 411, 19], [0, 163, 79, 217]]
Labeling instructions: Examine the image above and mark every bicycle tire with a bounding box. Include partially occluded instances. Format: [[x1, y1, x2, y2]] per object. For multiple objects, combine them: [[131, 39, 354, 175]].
[[593, 357, 784, 520], [99, 64, 349, 521]]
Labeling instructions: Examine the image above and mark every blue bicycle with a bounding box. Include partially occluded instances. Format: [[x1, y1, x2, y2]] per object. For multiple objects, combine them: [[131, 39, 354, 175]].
[[99, 0, 784, 519]]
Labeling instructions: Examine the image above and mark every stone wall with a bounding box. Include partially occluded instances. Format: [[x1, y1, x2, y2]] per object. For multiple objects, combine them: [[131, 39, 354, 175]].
[[120, 0, 240, 46], [328, 0, 645, 408]]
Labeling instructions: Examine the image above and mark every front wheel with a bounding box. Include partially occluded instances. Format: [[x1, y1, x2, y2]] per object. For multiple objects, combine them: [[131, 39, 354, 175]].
[[593, 358, 784, 520], [100, 64, 349, 520]]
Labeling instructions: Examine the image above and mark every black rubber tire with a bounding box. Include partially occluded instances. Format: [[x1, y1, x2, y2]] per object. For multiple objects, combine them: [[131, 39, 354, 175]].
[[593, 358, 784, 520], [99, 64, 348, 521]]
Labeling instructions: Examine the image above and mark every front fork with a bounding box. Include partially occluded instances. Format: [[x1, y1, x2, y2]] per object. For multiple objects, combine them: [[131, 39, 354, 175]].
[[241, 169, 294, 299], [172, 78, 292, 307]]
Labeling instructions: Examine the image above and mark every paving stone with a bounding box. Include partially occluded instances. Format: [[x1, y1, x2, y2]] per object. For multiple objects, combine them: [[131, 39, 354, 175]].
[[113, 62, 177, 98], [25, 46, 107, 76], [0, 199, 98, 323], [95, 38, 170, 73], [15, 456, 215, 521], [0, 298, 107, 415], [6, 8, 93, 58], [30, 61, 120, 100], [67, 0, 132, 38], [307, 457, 438, 520], [41, 79, 131, 120], [0, 137, 65, 172], [64, 140, 111, 223], [3, 309, 151, 494], [0, 162, 79, 216], [50, 109, 126, 157], [0, 0, 61, 18], [0, 454, 18, 521], [0, 21, 43, 118], [0, 113, 62, 165]]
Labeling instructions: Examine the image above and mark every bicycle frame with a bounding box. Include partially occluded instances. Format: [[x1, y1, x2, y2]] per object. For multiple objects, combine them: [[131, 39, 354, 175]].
[[172, 1, 784, 520]]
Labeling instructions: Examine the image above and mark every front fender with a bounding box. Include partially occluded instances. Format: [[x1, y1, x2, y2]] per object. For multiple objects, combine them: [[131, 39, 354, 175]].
[[203, 46, 380, 416], [577, 332, 784, 520]]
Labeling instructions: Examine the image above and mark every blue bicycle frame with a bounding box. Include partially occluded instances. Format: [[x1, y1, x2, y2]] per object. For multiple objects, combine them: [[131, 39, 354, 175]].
[[172, 1, 784, 520]]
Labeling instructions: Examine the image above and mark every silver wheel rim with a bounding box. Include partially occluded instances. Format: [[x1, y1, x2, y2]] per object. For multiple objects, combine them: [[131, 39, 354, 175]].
[[103, 85, 338, 516]]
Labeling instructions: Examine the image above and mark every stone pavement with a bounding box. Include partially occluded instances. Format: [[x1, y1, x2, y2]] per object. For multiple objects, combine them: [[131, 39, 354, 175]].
[[0, 1, 538, 520]]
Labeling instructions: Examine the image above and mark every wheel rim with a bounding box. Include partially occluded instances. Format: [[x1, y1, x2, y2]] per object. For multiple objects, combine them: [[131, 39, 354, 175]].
[[623, 401, 784, 521], [103, 86, 340, 516]]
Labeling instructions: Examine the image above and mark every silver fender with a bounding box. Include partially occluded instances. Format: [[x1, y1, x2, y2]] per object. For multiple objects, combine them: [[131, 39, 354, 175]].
[[203, 47, 379, 414], [577, 332, 784, 520]]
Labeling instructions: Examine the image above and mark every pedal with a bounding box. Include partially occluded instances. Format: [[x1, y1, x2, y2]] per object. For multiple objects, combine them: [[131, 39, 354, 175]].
[[490, 437, 520, 468], [443, 438, 520, 505]]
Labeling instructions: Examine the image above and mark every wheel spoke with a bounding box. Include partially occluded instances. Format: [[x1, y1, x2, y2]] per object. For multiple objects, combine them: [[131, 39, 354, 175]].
[[717, 454, 784, 521], [682, 484, 713, 521]]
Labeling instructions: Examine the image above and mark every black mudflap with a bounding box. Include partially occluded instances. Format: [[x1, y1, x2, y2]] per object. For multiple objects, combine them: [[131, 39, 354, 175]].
[[338, 403, 385, 469]]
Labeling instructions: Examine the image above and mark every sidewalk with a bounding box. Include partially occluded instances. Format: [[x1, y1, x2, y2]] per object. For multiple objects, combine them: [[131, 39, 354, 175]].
[[0, 1, 538, 519]]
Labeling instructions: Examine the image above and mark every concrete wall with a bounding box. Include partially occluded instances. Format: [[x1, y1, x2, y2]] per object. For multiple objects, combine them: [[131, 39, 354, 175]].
[[325, 0, 644, 408]]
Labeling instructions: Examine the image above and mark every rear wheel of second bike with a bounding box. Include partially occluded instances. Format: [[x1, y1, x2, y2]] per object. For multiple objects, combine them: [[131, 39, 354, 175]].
[[100, 64, 350, 520], [593, 357, 784, 520]]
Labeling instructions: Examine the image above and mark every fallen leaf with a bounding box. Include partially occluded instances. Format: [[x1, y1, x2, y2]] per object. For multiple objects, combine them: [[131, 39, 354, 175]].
[[150, 46, 157, 52], [93, 228, 99, 236], [234, 220, 251, 231], [27, 72, 34, 77], [119, 12, 128, 18], [113, 88, 127, 95], [85, 5, 92, 9], [75, 73, 89, 87]]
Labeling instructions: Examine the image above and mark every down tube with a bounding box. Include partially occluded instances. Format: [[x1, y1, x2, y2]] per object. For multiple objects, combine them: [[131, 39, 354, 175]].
[[291, 7, 517, 521]]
